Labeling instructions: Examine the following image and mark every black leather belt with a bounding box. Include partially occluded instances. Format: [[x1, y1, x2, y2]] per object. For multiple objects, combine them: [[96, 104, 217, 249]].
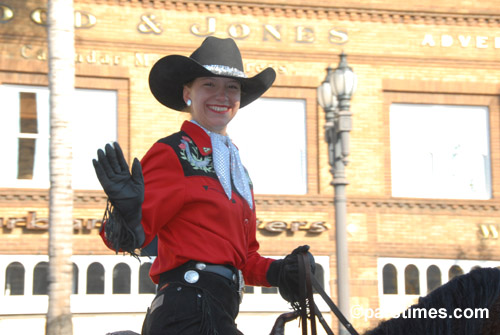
[[158, 261, 239, 285], [159, 261, 245, 303], [196, 263, 238, 282]]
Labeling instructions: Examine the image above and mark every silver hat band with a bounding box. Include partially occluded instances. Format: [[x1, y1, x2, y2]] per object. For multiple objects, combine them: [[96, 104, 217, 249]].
[[203, 64, 248, 78]]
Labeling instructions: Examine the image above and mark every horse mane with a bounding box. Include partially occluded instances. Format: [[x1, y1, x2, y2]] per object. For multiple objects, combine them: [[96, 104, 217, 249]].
[[365, 267, 500, 335]]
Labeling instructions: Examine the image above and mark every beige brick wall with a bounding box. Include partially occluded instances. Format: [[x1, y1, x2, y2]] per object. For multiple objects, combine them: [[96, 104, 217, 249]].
[[2, 0, 500, 332]]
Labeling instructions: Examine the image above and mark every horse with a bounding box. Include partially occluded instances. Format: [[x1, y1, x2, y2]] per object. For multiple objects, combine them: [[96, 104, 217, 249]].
[[107, 267, 500, 335], [364, 267, 500, 335], [271, 266, 500, 335]]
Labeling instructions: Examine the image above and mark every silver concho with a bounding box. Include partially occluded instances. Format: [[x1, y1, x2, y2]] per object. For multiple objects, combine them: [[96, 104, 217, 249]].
[[195, 262, 207, 271], [184, 270, 200, 284]]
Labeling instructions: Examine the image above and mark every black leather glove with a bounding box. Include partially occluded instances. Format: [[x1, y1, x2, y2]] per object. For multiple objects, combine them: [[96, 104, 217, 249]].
[[267, 245, 316, 303], [93, 142, 145, 246]]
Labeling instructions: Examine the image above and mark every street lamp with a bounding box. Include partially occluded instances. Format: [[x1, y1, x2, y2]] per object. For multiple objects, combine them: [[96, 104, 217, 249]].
[[317, 52, 357, 335]]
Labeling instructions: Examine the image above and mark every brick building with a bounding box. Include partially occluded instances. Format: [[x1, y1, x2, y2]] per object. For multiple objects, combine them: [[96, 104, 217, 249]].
[[1, 0, 500, 334]]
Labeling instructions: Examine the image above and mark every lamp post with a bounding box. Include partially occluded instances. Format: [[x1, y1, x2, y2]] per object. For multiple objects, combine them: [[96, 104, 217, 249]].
[[317, 52, 357, 335]]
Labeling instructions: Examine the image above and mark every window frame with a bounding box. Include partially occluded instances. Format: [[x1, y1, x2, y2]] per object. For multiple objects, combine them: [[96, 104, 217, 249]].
[[389, 102, 492, 200], [239, 255, 330, 312], [0, 84, 120, 190], [112, 262, 132, 294], [383, 80, 500, 200], [0, 69, 130, 212], [378, 257, 500, 319], [0, 255, 155, 314], [228, 96, 309, 195], [244, 85, 320, 196], [0, 254, 329, 314]]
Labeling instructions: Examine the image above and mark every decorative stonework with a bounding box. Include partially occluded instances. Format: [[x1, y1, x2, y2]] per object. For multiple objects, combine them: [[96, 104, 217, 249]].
[[2, 189, 500, 213], [255, 195, 500, 213], [76, 0, 500, 28], [0, 189, 106, 205]]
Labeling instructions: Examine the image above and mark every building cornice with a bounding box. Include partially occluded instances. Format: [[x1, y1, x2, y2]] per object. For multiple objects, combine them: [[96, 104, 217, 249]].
[[1, 189, 500, 213], [256, 195, 500, 214], [76, 0, 500, 27]]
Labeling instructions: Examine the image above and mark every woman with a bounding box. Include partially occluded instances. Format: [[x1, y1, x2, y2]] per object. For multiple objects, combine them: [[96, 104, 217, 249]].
[[93, 36, 314, 335]]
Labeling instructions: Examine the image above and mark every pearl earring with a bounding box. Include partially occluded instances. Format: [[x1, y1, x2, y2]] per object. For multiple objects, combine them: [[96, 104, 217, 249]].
[[186, 99, 192, 106]]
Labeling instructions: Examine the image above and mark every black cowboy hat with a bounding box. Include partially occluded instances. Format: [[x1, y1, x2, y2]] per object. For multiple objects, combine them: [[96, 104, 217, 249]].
[[149, 36, 276, 111]]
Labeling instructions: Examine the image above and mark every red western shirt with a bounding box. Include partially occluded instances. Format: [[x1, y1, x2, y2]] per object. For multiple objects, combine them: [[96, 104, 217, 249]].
[[102, 121, 274, 286]]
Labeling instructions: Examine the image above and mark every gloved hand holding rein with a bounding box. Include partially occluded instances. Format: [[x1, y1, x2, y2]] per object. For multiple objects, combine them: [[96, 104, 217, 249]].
[[92, 142, 145, 253], [266, 245, 316, 304]]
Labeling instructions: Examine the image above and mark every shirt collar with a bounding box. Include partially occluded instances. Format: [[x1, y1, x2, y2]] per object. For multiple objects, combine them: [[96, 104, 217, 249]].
[[180, 120, 212, 156]]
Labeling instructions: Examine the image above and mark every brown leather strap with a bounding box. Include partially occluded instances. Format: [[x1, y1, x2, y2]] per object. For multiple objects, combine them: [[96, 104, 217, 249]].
[[302, 252, 317, 334], [274, 250, 359, 335], [311, 274, 359, 335], [298, 251, 358, 335], [297, 252, 309, 335]]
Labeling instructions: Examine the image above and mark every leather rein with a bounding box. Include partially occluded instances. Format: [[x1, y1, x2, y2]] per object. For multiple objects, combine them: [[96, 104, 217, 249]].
[[295, 251, 359, 335]]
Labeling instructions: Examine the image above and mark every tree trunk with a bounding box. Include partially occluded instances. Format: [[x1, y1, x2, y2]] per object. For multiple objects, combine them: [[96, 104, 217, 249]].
[[46, 1, 75, 334]]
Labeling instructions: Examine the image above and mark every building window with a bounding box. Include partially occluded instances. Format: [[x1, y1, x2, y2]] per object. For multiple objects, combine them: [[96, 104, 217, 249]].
[[448, 265, 464, 280], [239, 256, 330, 312], [404, 264, 420, 295], [18, 92, 38, 179], [5, 262, 24, 295], [87, 262, 105, 294], [72, 263, 79, 294], [113, 263, 131, 294], [426, 265, 441, 293], [262, 287, 278, 294], [379, 258, 500, 320], [390, 103, 491, 200], [139, 262, 155, 294], [0, 85, 117, 189], [382, 263, 398, 294], [312, 264, 325, 293], [33, 261, 49, 295], [228, 97, 307, 195], [1, 255, 328, 314]]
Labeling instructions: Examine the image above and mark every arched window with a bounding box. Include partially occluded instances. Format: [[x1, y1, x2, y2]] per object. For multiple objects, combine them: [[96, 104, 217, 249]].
[[448, 265, 463, 280], [5, 262, 25, 295], [262, 286, 278, 294], [313, 264, 325, 293], [33, 262, 49, 295], [113, 263, 131, 294], [72, 263, 79, 294], [87, 262, 105, 294], [426, 265, 441, 293], [404, 264, 420, 295], [139, 263, 156, 294], [382, 263, 398, 294]]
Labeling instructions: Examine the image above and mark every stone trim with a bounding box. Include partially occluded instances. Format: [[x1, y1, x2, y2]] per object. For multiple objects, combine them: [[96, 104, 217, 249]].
[[77, 0, 500, 27], [1, 189, 500, 213]]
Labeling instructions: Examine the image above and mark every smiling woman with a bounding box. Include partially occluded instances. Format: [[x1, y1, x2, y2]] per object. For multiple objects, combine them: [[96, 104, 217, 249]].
[[93, 36, 316, 335], [183, 77, 242, 135]]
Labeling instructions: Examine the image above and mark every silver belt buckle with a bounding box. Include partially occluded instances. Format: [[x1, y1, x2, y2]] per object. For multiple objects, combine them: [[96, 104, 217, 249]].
[[184, 270, 200, 284]]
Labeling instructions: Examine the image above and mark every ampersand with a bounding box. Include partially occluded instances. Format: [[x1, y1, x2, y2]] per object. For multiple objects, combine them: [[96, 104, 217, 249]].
[[138, 14, 162, 34]]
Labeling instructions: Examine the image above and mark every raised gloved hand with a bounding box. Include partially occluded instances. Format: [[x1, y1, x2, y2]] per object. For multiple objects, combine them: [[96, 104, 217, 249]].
[[92, 142, 144, 246], [266, 245, 316, 303]]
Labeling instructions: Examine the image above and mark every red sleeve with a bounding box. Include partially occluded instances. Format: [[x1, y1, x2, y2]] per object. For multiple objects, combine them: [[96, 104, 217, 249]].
[[140, 142, 186, 247], [99, 222, 115, 250], [241, 203, 275, 287]]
